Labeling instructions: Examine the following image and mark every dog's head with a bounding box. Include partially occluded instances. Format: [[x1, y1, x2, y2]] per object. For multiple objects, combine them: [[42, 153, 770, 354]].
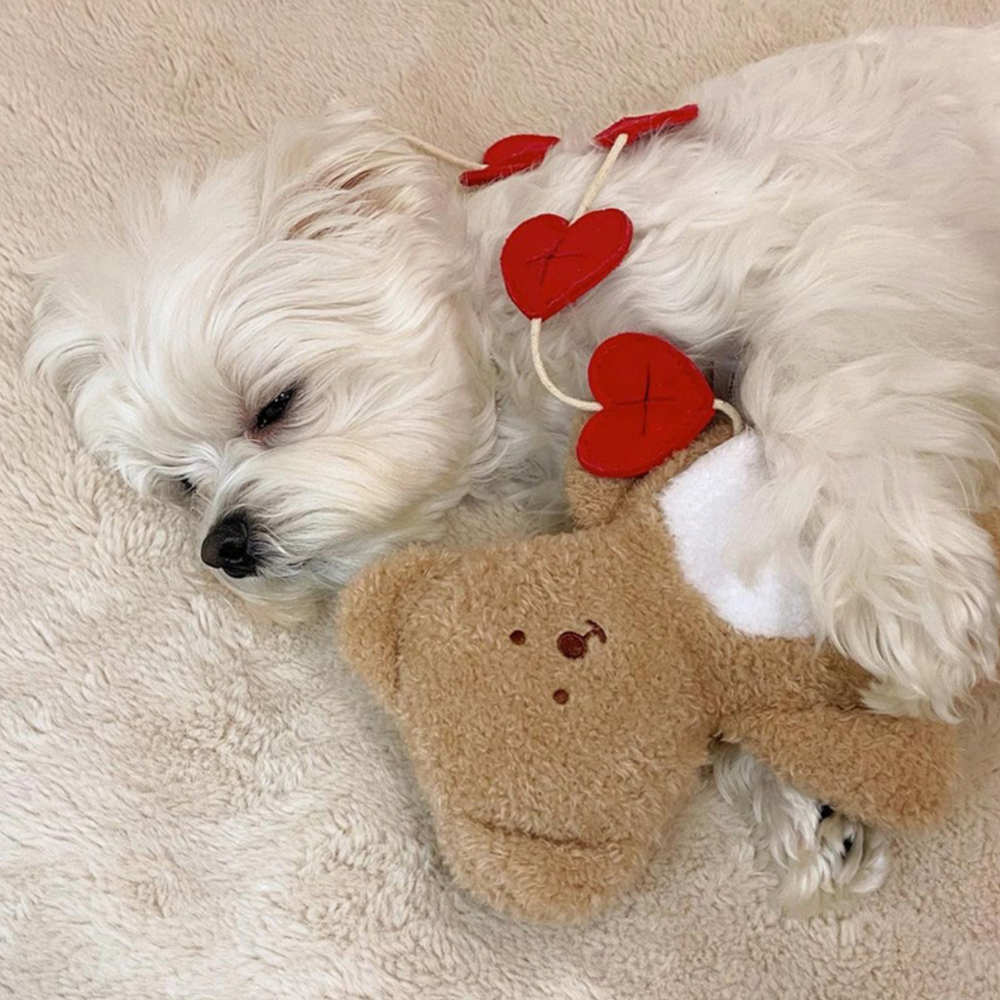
[[27, 108, 496, 616]]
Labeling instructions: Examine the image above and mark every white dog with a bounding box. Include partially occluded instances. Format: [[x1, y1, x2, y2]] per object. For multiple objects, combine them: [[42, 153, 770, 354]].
[[28, 26, 1000, 913]]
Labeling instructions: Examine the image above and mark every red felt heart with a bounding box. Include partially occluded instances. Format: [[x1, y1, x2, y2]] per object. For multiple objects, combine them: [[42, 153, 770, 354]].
[[460, 134, 560, 187], [594, 104, 699, 148], [500, 209, 633, 321], [577, 332, 715, 478]]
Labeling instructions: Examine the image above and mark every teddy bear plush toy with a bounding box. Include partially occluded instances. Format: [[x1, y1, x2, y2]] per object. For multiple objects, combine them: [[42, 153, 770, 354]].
[[337, 421, 963, 923]]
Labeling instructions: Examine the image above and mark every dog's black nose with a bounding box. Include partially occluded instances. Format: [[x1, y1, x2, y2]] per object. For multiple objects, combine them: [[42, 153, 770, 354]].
[[201, 512, 258, 578]]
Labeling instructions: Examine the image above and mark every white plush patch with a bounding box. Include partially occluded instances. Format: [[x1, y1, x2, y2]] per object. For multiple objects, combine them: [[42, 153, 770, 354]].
[[658, 432, 814, 638]]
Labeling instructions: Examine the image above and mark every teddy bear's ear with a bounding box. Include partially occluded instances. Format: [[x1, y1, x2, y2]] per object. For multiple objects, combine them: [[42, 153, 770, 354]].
[[560, 415, 634, 527], [336, 546, 440, 708], [566, 419, 738, 527], [564, 452, 637, 528]]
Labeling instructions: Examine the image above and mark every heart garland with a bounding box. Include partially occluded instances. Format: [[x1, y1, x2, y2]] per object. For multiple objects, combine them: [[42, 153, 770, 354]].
[[489, 107, 741, 477], [399, 103, 742, 477]]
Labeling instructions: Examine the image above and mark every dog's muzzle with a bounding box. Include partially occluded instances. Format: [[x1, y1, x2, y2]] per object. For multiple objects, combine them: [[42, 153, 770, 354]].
[[201, 511, 258, 578]]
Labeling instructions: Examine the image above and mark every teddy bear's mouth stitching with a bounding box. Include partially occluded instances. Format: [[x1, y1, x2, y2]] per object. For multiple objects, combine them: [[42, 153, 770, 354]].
[[466, 814, 620, 853]]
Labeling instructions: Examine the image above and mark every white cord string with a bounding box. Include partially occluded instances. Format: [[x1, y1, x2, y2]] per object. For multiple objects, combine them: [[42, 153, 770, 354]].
[[570, 131, 629, 222], [397, 132, 486, 171], [712, 398, 744, 435], [530, 318, 602, 411], [529, 132, 628, 412]]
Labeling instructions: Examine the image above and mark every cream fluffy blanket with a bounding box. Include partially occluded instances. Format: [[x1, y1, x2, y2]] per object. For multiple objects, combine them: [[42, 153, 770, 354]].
[[2, 2, 1000, 997]]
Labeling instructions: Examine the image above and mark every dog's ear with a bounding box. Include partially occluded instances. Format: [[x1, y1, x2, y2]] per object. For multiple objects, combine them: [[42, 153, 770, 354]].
[[261, 105, 436, 240], [336, 546, 441, 709]]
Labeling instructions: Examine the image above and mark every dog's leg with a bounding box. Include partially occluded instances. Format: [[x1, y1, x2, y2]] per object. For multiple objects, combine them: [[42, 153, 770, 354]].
[[713, 744, 890, 917], [737, 298, 1000, 720]]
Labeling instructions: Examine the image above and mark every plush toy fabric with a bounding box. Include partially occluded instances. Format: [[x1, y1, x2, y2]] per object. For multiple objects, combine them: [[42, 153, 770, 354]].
[[337, 424, 961, 922]]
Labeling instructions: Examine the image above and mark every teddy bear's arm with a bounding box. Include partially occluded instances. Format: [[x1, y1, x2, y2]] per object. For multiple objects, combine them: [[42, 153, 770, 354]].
[[732, 707, 958, 830]]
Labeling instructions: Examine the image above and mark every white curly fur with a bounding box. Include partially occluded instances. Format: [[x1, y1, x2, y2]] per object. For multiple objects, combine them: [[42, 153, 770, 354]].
[[27, 26, 1000, 912]]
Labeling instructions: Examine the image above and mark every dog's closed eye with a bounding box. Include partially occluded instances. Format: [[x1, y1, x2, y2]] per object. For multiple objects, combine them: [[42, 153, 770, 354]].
[[254, 386, 297, 433]]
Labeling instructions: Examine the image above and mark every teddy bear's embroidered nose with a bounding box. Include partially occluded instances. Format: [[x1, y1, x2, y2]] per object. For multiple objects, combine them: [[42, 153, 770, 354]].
[[556, 620, 606, 659]]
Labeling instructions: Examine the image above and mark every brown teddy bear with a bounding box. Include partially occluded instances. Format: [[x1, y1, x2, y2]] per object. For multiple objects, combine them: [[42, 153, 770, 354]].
[[337, 423, 962, 923]]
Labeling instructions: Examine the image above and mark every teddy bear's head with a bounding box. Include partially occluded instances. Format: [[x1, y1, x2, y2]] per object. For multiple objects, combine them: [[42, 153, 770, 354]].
[[337, 430, 727, 921]]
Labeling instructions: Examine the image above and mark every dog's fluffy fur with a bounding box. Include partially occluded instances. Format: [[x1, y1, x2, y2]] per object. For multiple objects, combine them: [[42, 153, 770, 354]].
[[27, 26, 1000, 911]]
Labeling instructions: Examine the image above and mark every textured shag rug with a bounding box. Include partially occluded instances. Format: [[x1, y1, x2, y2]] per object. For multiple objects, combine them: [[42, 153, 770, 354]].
[[2, 1, 1000, 997]]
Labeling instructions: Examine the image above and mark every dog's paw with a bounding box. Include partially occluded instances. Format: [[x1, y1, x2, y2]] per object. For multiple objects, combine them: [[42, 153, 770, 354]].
[[713, 744, 890, 917], [773, 803, 890, 918]]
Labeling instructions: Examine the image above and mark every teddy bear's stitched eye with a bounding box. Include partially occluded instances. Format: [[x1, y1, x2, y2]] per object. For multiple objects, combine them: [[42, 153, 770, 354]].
[[509, 630, 527, 645]]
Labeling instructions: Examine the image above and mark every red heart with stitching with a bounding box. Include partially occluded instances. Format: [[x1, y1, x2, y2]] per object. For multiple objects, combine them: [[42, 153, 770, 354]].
[[594, 104, 699, 148], [500, 210, 633, 321], [460, 134, 560, 187], [577, 332, 715, 478]]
